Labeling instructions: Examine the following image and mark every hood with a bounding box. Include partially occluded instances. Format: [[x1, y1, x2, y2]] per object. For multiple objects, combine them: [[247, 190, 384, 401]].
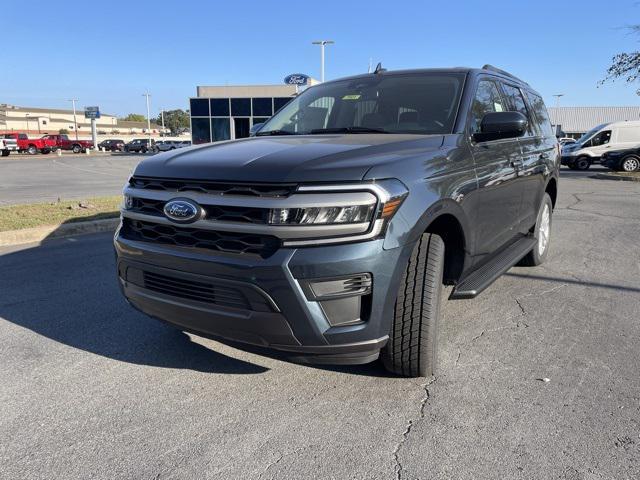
[[133, 134, 445, 183]]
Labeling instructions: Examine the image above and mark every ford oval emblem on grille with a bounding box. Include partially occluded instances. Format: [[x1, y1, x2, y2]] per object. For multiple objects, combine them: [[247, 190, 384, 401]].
[[163, 198, 202, 224]]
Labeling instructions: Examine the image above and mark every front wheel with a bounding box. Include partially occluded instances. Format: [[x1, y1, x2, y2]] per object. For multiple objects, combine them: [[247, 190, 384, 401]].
[[27, 145, 37, 155], [381, 233, 444, 377], [621, 155, 640, 172], [574, 157, 591, 170], [72, 145, 82, 154], [519, 193, 553, 267]]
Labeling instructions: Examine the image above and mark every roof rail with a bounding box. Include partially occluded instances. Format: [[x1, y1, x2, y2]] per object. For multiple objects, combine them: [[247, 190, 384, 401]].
[[481, 64, 529, 86]]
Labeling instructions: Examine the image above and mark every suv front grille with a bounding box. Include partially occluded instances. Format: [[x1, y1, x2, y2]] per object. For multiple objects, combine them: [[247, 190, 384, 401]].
[[129, 176, 297, 198], [120, 218, 280, 258], [129, 197, 268, 224]]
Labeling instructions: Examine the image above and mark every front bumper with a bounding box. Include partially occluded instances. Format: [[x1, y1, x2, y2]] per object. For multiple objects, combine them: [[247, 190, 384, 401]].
[[115, 226, 413, 364]]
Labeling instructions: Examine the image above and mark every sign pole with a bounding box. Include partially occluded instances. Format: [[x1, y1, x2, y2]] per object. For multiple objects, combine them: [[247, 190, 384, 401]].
[[91, 118, 97, 152]]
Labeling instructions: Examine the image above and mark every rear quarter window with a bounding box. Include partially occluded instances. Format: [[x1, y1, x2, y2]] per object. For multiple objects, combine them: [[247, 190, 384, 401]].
[[525, 91, 555, 138]]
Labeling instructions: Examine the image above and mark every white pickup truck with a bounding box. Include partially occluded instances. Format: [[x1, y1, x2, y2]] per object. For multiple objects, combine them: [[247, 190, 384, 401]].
[[1, 135, 19, 157]]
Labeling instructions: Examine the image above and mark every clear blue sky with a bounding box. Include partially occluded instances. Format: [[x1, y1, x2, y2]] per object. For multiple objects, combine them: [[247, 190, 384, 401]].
[[4, 0, 639, 117]]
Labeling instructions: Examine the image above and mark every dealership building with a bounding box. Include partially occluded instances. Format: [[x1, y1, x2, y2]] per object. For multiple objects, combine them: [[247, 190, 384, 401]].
[[189, 84, 316, 144], [548, 106, 640, 138]]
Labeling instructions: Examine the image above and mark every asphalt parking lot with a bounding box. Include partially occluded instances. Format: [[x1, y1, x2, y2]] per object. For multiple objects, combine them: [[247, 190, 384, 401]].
[[0, 152, 144, 205], [1, 173, 639, 479]]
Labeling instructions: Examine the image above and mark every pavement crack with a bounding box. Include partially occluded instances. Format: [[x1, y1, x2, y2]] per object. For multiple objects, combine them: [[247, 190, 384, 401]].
[[392, 376, 436, 480]]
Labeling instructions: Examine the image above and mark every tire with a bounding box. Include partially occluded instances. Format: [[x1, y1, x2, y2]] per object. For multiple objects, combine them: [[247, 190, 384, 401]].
[[621, 155, 640, 172], [381, 233, 445, 377], [72, 144, 82, 154], [519, 193, 553, 267], [41, 149, 50, 155], [1, 150, 9, 157], [574, 157, 591, 170], [27, 145, 37, 155]]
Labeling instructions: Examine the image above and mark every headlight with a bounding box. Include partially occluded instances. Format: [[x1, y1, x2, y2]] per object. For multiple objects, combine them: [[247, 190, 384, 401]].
[[268, 204, 375, 225]]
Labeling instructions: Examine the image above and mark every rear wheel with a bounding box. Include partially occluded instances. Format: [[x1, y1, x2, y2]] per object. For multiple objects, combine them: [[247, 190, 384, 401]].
[[519, 193, 553, 267], [621, 155, 640, 172], [574, 156, 591, 170], [72, 144, 82, 154], [27, 145, 37, 155], [381, 233, 444, 377]]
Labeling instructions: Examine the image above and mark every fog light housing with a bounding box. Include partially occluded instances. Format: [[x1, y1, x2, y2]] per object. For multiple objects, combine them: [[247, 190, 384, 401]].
[[300, 273, 372, 327]]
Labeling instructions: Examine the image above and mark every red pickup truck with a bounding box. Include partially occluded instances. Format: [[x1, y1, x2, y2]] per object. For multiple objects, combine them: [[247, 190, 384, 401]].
[[41, 134, 94, 153], [2, 133, 57, 155]]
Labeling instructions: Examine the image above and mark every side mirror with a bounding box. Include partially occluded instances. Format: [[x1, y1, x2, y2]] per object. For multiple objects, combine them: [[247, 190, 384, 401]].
[[250, 123, 265, 137], [473, 111, 527, 142]]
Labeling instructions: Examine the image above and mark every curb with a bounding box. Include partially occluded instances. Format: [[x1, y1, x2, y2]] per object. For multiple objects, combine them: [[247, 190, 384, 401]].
[[0, 218, 119, 247], [590, 173, 640, 183]]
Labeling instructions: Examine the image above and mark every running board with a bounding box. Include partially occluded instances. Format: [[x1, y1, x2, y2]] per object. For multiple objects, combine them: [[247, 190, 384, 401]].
[[450, 236, 536, 299]]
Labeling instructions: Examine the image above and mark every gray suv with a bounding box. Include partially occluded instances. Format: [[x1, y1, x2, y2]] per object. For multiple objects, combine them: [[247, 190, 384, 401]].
[[115, 65, 559, 377]]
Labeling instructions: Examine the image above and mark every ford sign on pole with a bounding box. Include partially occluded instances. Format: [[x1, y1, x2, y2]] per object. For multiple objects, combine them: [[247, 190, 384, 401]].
[[284, 74, 310, 86]]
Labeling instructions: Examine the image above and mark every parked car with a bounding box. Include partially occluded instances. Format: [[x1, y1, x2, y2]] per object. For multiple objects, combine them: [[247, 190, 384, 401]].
[[115, 65, 559, 377], [124, 138, 154, 153], [2, 132, 56, 155], [561, 120, 640, 170], [601, 146, 640, 172], [558, 137, 576, 146], [98, 139, 125, 152], [179, 140, 192, 148], [154, 140, 182, 152], [1, 136, 19, 156], [41, 134, 94, 153]]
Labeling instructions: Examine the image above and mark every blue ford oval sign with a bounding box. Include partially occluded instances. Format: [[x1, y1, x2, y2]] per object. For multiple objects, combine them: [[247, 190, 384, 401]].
[[163, 198, 202, 224], [284, 74, 310, 86]]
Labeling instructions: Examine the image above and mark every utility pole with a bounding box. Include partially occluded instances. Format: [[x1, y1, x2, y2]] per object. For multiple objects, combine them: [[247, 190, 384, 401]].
[[160, 109, 165, 134], [68, 99, 79, 140], [143, 92, 152, 147], [552, 94, 564, 110], [312, 40, 334, 82]]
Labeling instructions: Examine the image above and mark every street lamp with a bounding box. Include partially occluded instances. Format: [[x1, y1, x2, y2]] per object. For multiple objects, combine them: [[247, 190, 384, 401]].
[[68, 99, 79, 140], [312, 40, 334, 82], [552, 94, 564, 110], [143, 92, 152, 145]]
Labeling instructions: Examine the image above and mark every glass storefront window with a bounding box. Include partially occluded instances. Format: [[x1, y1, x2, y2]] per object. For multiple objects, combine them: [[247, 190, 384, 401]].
[[190, 99, 209, 117], [274, 97, 293, 113], [252, 98, 272, 117], [211, 98, 230, 116], [212, 118, 231, 142], [191, 118, 211, 144], [231, 98, 251, 116]]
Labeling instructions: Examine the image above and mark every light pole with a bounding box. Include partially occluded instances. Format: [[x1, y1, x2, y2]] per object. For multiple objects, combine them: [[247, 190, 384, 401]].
[[143, 92, 152, 146], [25, 114, 31, 133], [552, 94, 564, 110], [312, 40, 334, 82], [160, 108, 165, 134], [68, 99, 79, 140]]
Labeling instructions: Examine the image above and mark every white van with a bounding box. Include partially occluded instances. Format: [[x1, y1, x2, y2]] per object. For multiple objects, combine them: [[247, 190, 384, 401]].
[[561, 120, 640, 170]]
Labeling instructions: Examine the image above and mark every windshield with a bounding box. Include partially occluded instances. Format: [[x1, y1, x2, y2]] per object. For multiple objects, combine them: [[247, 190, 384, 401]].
[[258, 72, 465, 136], [575, 123, 607, 145]]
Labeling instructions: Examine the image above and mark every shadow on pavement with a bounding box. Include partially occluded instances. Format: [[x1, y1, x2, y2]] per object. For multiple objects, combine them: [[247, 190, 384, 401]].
[[0, 228, 268, 375], [505, 271, 640, 294]]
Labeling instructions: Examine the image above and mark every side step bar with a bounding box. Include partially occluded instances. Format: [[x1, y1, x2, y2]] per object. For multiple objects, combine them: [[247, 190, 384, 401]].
[[450, 236, 536, 299]]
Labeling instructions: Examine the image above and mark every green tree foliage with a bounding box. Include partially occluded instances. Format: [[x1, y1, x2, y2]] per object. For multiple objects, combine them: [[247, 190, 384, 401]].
[[58, 128, 69, 134], [120, 113, 146, 122], [602, 26, 640, 94], [156, 109, 190, 135]]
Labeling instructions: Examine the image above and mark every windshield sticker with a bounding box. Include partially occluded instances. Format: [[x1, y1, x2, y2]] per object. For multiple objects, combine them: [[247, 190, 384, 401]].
[[342, 94, 361, 100]]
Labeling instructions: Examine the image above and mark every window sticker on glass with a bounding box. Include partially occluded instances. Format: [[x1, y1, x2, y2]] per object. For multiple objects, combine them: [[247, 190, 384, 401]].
[[494, 102, 503, 112], [342, 94, 361, 100]]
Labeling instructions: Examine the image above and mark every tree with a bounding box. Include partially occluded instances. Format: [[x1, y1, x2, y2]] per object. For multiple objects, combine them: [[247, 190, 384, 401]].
[[155, 109, 190, 135], [120, 113, 146, 122], [58, 128, 69, 134], [602, 25, 640, 94]]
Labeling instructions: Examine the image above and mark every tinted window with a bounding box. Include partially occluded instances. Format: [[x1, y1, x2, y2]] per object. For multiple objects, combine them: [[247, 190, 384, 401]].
[[501, 84, 533, 136], [591, 130, 611, 146], [253, 117, 269, 126], [210, 98, 230, 116], [261, 73, 465, 135], [525, 92, 555, 137], [212, 118, 230, 142], [190, 98, 209, 117], [191, 118, 211, 144], [231, 98, 251, 116], [273, 97, 293, 112], [252, 98, 273, 117], [469, 79, 507, 135]]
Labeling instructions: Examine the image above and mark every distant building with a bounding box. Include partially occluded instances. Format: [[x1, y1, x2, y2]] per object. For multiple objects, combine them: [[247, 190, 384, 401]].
[[549, 106, 640, 138], [0, 104, 165, 137]]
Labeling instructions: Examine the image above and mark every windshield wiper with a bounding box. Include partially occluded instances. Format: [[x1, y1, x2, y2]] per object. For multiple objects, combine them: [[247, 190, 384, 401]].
[[256, 129, 299, 136], [309, 126, 390, 134]]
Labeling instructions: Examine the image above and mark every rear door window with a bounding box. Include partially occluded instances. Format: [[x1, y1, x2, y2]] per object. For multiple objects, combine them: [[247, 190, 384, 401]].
[[469, 79, 508, 136], [525, 92, 555, 138]]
